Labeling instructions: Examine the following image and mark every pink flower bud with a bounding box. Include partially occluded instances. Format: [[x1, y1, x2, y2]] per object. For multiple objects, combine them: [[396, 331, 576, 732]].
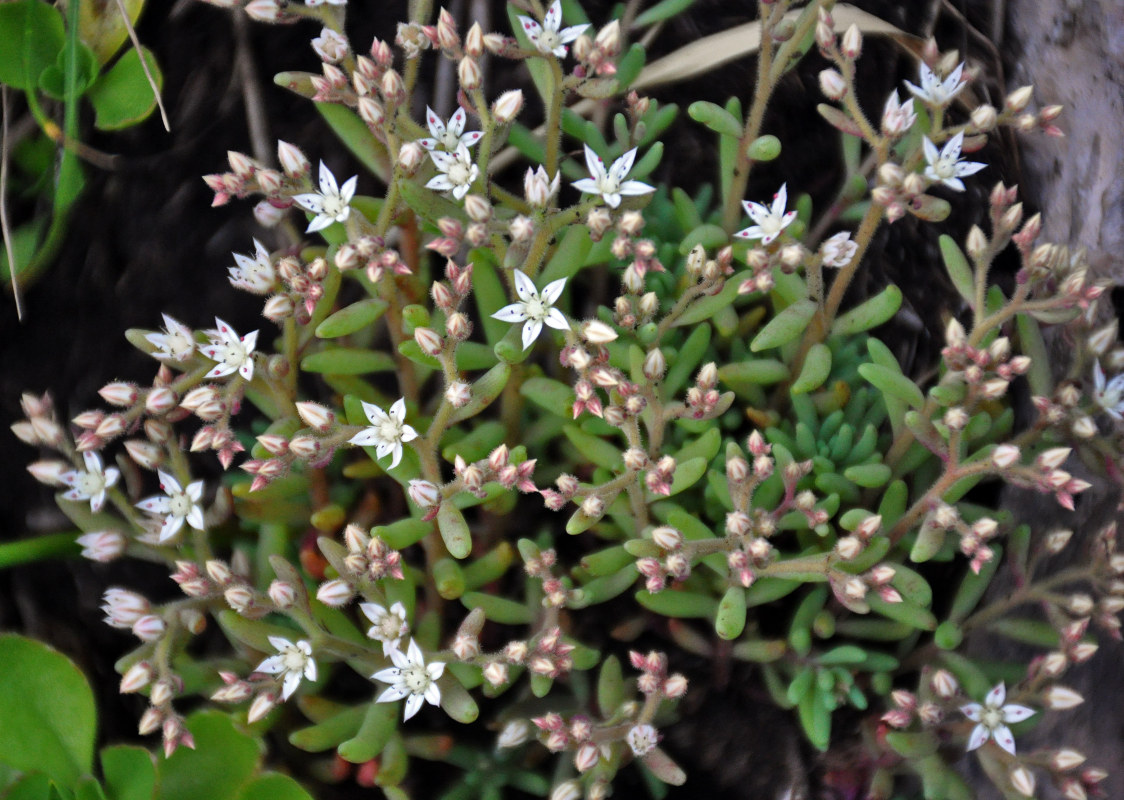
[[100, 382, 138, 407], [492, 90, 524, 123], [457, 56, 482, 90], [1042, 685, 1083, 709], [991, 444, 1021, 469], [414, 326, 444, 355], [316, 578, 354, 607], [296, 401, 335, 432], [269, 580, 298, 608], [818, 69, 847, 100], [247, 693, 276, 723], [77, 530, 127, 562], [132, 614, 167, 642]]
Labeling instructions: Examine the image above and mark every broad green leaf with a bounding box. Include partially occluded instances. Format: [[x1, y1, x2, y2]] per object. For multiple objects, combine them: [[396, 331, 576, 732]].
[[520, 376, 572, 417], [87, 47, 164, 130], [0, 0, 66, 90], [101, 745, 156, 800], [938, 234, 974, 306], [746, 135, 781, 162], [0, 634, 95, 786], [830, 285, 902, 336], [288, 705, 366, 752], [39, 40, 98, 99], [398, 179, 465, 226], [156, 711, 261, 800], [237, 774, 313, 800], [78, 0, 146, 64], [317, 103, 390, 183], [750, 299, 816, 351], [791, 342, 831, 394]]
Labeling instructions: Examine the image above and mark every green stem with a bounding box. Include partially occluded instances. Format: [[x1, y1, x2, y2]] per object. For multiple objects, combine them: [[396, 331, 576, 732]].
[[0, 533, 80, 568]]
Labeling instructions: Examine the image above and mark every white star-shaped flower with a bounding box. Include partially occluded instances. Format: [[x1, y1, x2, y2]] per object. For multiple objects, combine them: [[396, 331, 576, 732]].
[[145, 314, 196, 362], [418, 106, 483, 152], [922, 132, 985, 192], [135, 470, 205, 542], [255, 636, 317, 701], [372, 638, 445, 721], [491, 269, 570, 350], [425, 143, 480, 201], [293, 161, 357, 233], [201, 318, 258, 381], [360, 601, 409, 656], [904, 61, 966, 107], [735, 184, 797, 245], [821, 231, 858, 268], [61, 451, 120, 513], [1092, 361, 1124, 421], [571, 145, 654, 209], [961, 682, 1035, 755], [228, 239, 276, 295], [517, 0, 589, 58], [348, 398, 418, 469]]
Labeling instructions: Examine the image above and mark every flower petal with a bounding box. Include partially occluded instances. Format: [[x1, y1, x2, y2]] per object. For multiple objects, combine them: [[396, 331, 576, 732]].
[[992, 724, 1017, 755], [371, 667, 401, 684], [583, 144, 605, 181], [281, 670, 302, 700], [388, 443, 403, 470], [449, 107, 466, 136], [159, 515, 185, 542], [544, 308, 570, 331], [492, 303, 528, 323], [376, 685, 409, 703], [512, 269, 536, 302], [571, 177, 600, 195], [541, 277, 567, 304], [339, 175, 358, 205], [403, 693, 423, 721], [517, 15, 542, 41], [1001, 704, 1035, 723], [986, 683, 1006, 708], [966, 722, 989, 751], [544, 0, 561, 31], [618, 180, 655, 197], [389, 397, 407, 423], [960, 703, 982, 722], [256, 655, 285, 674], [610, 148, 637, 183], [186, 506, 205, 531], [521, 319, 543, 350], [425, 106, 445, 138], [349, 429, 378, 447], [424, 682, 441, 705], [318, 161, 338, 195]]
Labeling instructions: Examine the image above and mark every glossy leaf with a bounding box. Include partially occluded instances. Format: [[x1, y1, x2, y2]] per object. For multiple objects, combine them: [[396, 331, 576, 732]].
[[750, 299, 817, 352], [301, 348, 395, 374], [831, 285, 902, 336], [315, 299, 388, 338], [101, 745, 156, 800], [938, 234, 974, 306], [688, 100, 742, 138], [237, 774, 314, 800], [791, 342, 831, 394], [460, 592, 532, 625], [715, 586, 747, 640], [437, 503, 472, 559], [0, 0, 65, 90], [858, 363, 925, 410], [87, 47, 163, 130], [157, 711, 261, 800]]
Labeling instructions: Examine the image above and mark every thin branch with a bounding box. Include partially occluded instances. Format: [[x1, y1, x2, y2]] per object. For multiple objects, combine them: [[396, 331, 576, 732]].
[[112, 0, 170, 132], [0, 87, 23, 320]]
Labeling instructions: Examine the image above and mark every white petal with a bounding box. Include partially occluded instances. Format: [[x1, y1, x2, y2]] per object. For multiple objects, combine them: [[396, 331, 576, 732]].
[[282, 670, 302, 700], [1094, 361, 1107, 392], [136, 496, 171, 514], [517, 15, 542, 41], [992, 724, 1017, 755], [942, 132, 964, 161], [186, 480, 204, 501], [389, 397, 407, 423], [304, 659, 317, 681], [339, 175, 358, 205], [318, 161, 338, 195], [618, 180, 655, 197], [371, 667, 401, 684], [256, 655, 286, 674], [544, 0, 562, 32], [460, 131, 483, 147], [604, 192, 621, 209], [361, 400, 389, 426], [429, 150, 457, 171], [452, 183, 470, 200], [960, 703, 982, 722], [425, 106, 445, 138], [544, 308, 570, 331], [449, 107, 466, 136], [583, 144, 604, 180], [492, 303, 529, 324], [306, 213, 335, 233], [610, 148, 637, 183], [953, 161, 986, 178], [403, 693, 423, 721], [377, 685, 409, 703], [400, 424, 418, 443], [427, 662, 446, 680], [922, 137, 939, 165], [772, 184, 789, 217], [406, 638, 424, 665], [239, 359, 255, 381], [558, 24, 589, 43], [1002, 704, 1035, 723], [390, 645, 411, 669], [390, 601, 407, 617], [375, 442, 393, 459], [985, 683, 1006, 708], [186, 506, 205, 531], [62, 487, 85, 501], [903, 79, 925, 100], [361, 602, 387, 623], [268, 635, 295, 650], [417, 138, 438, 151], [571, 177, 600, 195], [521, 319, 543, 350], [293, 193, 325, 213], [512, 269, 536, 302], [966, 723, 989, 751], [734, 225, 764, 240], [104, 467, 120, 489], [942, 177, 966, 192], [541, 277, 567, 304], [388, 443, 403, 470], [426, 176, 455, 192], [743, 200, 770, 225], [424, 682, 441, 705], [349, 429, 378, 447], [159, 515, 185, 542], [90, 491, 107, 513], [83, 451, 102, 473]]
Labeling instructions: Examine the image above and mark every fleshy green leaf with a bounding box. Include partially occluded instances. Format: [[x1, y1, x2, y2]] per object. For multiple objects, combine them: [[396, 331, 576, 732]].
[[437, 503, 472, 559], [156, 711, 261, 800], [938, 234, 974, 306], [831, 285, 902, 336], [0, 634, 96, 786], [858, 363, 925, 410], [0, 0, 66, 90], [750, 299, 817, 352], [237, 774, 314, 800], [101, 745, 156, 800], [315, 299, 389, 338], [687, 101, 742, 138], [791, 342, 831, 394], [301, 348, 396, 374]]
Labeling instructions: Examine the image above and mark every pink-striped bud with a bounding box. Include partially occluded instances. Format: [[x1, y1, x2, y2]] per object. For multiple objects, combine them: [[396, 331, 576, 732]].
[[317, 579, 354, 607], [100, 382, 138, 407], [296, 401, 335, 432], [492, 90, 524, 123], [132, 614, 167, 642]]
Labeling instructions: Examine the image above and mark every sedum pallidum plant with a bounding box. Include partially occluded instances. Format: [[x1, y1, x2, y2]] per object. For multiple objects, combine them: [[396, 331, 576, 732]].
[[11, 0, 1124, 799]]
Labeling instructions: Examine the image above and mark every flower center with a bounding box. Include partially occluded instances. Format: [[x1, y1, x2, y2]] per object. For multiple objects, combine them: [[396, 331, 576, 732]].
[[321, 194, 347, 219], [934, 156, 957, 180], [759, 215, 783, 236], [168, 491, 193, 518], [441, 130, 460, 150], [282, 648, 306, 673], [377, 419, 401, 443], [524, 297, 546, 321], [167, 332, 194, 358], [378, 615, 402, 640], [537, 30, 561, 53], [448, 162, 471, 186], [76, 471, 105, 496], [219, 342, 247, 369], [981, 707, 1002, 730], [402, 663, 431, 694]]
